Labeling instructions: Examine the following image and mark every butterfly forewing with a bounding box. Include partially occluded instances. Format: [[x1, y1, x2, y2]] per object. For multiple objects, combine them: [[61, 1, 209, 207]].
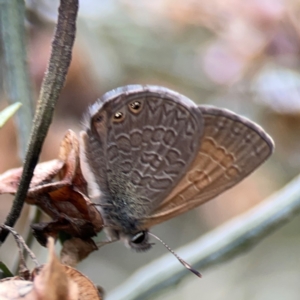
[[83, 85, 204, 230], [141, 106, 274, 228]]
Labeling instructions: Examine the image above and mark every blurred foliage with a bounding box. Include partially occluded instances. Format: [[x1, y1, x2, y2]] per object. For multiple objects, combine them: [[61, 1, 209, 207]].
[[0, 103, 21, 128]]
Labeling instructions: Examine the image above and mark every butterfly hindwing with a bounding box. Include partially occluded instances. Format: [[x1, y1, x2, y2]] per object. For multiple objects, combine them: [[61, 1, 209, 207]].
[[141, 106, 274, 228]]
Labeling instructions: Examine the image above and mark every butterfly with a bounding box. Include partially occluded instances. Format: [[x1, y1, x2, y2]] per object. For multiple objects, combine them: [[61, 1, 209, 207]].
[[80, 85, 274, 276]]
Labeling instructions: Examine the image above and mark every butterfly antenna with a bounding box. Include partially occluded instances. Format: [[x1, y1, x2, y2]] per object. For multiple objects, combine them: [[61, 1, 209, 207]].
[[148, 232, 202, 278]]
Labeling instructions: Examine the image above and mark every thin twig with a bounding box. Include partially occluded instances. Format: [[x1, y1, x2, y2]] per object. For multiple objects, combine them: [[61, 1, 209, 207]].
[[0, 225, 40, 267], [107, 174, 300, 300], [0, 0, 79, 243]]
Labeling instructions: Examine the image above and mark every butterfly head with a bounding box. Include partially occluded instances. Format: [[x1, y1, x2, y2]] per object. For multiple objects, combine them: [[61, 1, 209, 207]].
[[104, 224, 153, 252]]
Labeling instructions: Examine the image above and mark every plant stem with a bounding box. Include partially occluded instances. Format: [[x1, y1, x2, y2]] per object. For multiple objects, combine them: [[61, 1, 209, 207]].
[[0, 0, 79, 244]]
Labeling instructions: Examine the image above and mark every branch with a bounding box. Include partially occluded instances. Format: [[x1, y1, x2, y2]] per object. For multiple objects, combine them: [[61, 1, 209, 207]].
[[107, 174, 300, 300], [0, 0, 79, 243]]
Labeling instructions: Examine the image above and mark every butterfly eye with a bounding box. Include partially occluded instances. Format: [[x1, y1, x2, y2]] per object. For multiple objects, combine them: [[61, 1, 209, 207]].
[[113, 111, 124, 123], [131, 231, 146, 244], [128, 231, 152, 252], [129, 101, 142, 113]]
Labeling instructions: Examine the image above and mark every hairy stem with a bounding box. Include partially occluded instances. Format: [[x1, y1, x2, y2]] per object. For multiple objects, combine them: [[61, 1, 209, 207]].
[[0, 0, 79, 243]]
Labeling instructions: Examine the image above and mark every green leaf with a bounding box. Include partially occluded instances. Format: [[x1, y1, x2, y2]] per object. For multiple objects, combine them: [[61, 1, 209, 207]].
[[0, 102, 22, 128], [0, 261, 13, 278]]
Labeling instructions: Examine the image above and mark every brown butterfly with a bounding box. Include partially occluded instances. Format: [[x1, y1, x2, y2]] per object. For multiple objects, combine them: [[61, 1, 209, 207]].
[[80, 85, 274, 277]]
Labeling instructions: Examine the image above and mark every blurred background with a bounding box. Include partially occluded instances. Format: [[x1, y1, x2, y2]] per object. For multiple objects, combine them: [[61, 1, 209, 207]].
[[1, 0, 300, 299]]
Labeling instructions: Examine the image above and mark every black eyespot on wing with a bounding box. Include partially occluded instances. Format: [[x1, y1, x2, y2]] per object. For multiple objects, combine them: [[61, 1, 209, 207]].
[[129, 101, 142, 114], [113, 111, 125, 123], [94, 114, 103, 123]]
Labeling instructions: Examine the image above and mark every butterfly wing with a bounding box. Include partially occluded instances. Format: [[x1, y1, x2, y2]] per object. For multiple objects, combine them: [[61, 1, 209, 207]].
[[141, 106, 274, 228], [82, 85, 204, 227]]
